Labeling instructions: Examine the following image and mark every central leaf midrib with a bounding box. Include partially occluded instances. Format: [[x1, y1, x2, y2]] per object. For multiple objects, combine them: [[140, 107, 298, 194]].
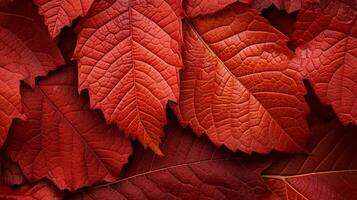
[[187, 21, 302, 150], [38, 85, 110, 177]]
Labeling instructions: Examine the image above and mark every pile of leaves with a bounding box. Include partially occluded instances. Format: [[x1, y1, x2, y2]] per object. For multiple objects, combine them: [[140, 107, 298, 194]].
[[0, 0, 356, 199]]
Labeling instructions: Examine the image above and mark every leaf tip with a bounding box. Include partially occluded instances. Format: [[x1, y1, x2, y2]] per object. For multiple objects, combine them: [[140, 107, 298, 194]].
[[149, 143, 164, 157]]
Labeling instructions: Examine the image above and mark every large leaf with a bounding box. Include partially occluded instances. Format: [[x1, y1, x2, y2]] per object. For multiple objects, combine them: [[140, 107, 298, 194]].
[[34, 0, 95, 38], [171, 4, 309, 154], [0, 0, 64, 147], [67, 114, 270, 200], [183, 0, 253, 18], [74, 0, 183, 155], [262, 120, 357, 200], [0, 181, 63, 200], [294, 0, 357, 125], [6, 66, 132, 191]]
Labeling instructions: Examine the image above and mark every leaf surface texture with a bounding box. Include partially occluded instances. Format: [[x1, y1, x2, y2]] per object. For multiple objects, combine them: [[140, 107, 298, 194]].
[[6, 66, 132, 191], [172, 4, 309, 154], [0, 0, 64, 148], [74, 0, 183, 155]]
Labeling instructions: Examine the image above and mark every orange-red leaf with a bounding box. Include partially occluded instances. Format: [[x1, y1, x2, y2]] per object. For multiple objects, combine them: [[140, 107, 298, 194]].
[[6, 66, 132, 191], [0, 0, 64, 148], [262, 120, 357, 200], [172, 4, 309, 154], [34, 0, 95, 38], [294, 0, 357, 125], [67, 114, 270, 200], [0, 181, 63, 200], [74, 0, 183, 155]]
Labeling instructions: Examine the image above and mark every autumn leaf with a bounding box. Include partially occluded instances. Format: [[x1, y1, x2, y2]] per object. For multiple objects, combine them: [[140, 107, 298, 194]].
[[6, 66, 132, 191], [294, 0, 357, 125], [252, 0, 319, 13], [67, 113, 270, 200], [34, 0, 95, 38], [262, 120, 357, 200], [0, 181, 64, 200], [0, 0, 64, 148], [183, 0, 253, 18], [74, 0, 183, 155], [171, 3, 309, 154]]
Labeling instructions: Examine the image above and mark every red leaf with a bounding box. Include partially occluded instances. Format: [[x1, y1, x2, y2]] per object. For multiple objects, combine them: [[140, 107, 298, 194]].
[[262, 120, 357, 200], [183, 0, 253, 18], [74, 0, 183, 155], [252, 0, 319, 13], [0, 181, 64, 200], [0, 150, 25, 186], [294, 0, 357, 125], [67, 114, 270, 200], [0, 0, 64, 148], [171, 4, 309, 154], [34, 0, 95, 38], [6, 66, 132, 191]]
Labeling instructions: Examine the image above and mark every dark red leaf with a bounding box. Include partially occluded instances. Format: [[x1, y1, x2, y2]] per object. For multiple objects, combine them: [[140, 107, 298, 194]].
[[0, 181, 64, 200], [67, 114, 270, 200], [0, 150, 25, 186], [294, 0, 357, 125], [262, 120, 357, 200], [0, 0, 64, 148], [6, 66, 132, 191], [252, 0, 319, 13]]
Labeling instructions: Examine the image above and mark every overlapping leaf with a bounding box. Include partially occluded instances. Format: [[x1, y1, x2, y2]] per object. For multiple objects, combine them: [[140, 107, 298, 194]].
[[6, 66, 132, 191], [184, 0, 253, 18], [252, 0, 319, 13], [68, 114, 270, 200], [74, 0, 183, 155], [172, 4, 309, 154], [262, 120, 357, 200], [34, 0, 95, 38], [294, 0, 357, 125], [0, 0, 64, 148], [0, 181, 63, 200]]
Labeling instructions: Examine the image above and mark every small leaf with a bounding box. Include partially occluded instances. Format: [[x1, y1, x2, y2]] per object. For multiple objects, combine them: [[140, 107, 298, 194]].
[[34, 0, 95, 38]]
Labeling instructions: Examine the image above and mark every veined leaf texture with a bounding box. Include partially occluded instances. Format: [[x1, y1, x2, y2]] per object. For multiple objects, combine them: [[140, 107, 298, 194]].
[[34, 0, 95, 38], [263, 120, 357, 200], [74, 0, 183, 155], [0, 0, 64, 148], [6, 66, 132, 191], [0, 0, 356, 199], [172, 4, 309, 154]]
